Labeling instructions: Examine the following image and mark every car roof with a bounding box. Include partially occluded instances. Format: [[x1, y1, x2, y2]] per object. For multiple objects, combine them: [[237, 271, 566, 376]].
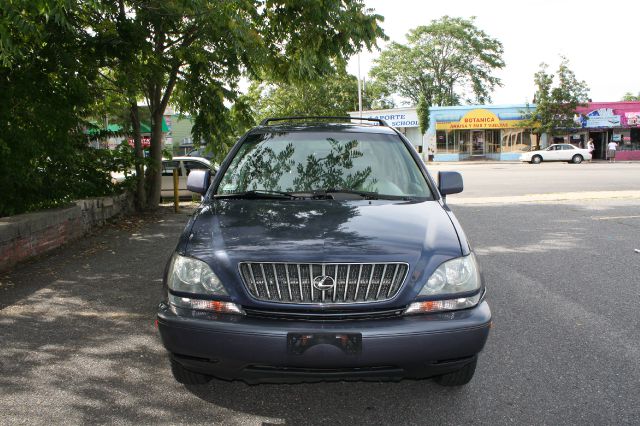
[[250, 123, 399, 135]]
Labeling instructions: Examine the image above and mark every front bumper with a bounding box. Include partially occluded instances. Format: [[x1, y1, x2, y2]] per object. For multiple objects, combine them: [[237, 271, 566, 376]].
[[157, 301, 491, 383]]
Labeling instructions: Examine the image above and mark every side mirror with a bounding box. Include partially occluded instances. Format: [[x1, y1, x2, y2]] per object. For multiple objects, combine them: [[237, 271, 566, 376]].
[[438, 171, 463, 197], [186, 169, 211, 195]]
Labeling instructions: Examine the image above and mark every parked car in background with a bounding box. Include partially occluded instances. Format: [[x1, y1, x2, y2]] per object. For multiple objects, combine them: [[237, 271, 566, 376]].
[[187, 147, 214, 160], [161, 156, 215, 199], [111, 156, 216, 199], [520, 144, 592, 164], [157, 117, 491, 387]]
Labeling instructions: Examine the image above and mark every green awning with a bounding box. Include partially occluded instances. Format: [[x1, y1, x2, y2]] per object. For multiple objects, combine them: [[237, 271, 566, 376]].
[[85, 118, 169, 135], [86, 123, 124, 136], [140, 118, 169, 133]]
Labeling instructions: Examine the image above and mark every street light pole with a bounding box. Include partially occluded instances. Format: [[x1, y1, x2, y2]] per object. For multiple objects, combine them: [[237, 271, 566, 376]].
[[357, 53, 362, 118]]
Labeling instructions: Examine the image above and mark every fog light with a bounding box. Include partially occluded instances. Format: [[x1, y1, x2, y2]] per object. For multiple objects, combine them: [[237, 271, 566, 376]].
[[404, 293, 481, 315], [169, 294, 244, 315]]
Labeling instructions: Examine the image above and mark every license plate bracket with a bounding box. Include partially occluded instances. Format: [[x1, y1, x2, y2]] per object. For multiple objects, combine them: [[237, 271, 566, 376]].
[[287, 332, 362, 355]]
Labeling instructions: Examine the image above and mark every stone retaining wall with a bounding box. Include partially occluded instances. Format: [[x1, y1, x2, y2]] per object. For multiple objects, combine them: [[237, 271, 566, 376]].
[[0, 193, 133, 272]]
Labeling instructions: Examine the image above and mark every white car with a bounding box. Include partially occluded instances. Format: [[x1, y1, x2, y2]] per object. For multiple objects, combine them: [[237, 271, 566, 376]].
[[112, 156, 216, 198], [520, 144, 592, 164], [161, 156, 215, 198]]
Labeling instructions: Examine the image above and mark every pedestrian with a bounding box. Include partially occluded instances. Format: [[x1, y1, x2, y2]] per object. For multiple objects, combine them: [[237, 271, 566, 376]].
[[607, 139, 618, 163], [587, 138, 595, 162]]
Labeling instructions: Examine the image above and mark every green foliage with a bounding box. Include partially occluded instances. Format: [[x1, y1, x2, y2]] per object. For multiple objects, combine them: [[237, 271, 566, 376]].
[[246, 69, 395, 129], [521, 57, 590, 135], [248, 70, 362, 122], [85, 0, 386, 208], [0, 0, 136, 216], [363, 79, 395, 110], [622, 92, 640, 101], [1, 0, 385, 214], [417, 94, 429, 135], [370, 16, 504, 109]]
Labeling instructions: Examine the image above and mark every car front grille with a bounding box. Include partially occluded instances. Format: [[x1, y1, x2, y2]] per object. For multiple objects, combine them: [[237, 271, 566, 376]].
[[238, 262, 408, 304]]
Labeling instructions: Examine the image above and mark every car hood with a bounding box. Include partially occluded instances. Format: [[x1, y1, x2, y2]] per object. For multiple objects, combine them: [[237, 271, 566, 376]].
[[183, 199, 463, 303]]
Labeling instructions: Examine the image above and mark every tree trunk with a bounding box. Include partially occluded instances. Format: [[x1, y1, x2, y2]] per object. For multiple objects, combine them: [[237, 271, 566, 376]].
[[146, 109, 164, 209], [129, 102, 146, 210]]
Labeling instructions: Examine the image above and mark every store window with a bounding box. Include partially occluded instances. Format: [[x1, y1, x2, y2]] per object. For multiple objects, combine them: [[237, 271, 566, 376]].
[[457, 130, 470, 154], [485, 130, 500, 153], [500, 129, 532, 152], [624, 128, 640, 150], [436, 130, 460, 153]]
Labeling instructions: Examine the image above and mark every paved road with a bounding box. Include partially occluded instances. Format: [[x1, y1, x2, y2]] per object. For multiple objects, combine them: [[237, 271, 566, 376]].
[[1, 191, 639, 423], [427, 161, 640, 198]]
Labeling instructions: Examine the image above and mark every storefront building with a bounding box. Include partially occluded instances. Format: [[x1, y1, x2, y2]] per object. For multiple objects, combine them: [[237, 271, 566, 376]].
[[352, 105, 534, 161], [427, 104, 535, 161], [354, 102, 640, 161], [569, 102, 640, 160]]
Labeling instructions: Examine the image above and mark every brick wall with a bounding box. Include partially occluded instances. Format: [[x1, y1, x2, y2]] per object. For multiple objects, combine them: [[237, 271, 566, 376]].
[[0, 193, 133, 272]]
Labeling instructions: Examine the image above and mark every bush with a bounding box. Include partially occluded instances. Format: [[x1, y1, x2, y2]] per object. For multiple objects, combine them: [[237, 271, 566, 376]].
[[0, 139, 135, 217]]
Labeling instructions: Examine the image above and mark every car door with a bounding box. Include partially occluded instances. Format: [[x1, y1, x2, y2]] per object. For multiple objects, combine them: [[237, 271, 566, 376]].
[[543, 145, 560, 161], [559, 144, 576, 161]]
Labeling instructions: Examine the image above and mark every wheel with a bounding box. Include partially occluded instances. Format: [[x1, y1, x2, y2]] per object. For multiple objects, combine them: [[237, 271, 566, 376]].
[[434, 358, 477, 386], [572, 154, 583, 164], [170, 359, 212, 385], [531, 155, 542, 164]]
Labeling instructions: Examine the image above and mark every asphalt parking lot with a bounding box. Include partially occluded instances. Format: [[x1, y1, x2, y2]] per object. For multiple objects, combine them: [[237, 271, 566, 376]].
[[1, 165, 639, 424]]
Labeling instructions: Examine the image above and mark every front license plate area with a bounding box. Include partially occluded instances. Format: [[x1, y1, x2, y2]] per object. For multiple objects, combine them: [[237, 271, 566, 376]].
[[287, 333, 362, 355]]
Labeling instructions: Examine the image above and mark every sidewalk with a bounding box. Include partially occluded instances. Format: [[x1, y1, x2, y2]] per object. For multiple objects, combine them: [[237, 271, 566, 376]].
[[425, 159, 637, 166]]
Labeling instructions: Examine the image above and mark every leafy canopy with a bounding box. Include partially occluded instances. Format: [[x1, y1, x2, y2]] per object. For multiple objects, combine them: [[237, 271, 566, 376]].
[[370, 16, 504, 132], [522, 57, 590, 135], [89, 0, 386, 209], [247, 69, 392, 122], [622, 92, 640, 101]]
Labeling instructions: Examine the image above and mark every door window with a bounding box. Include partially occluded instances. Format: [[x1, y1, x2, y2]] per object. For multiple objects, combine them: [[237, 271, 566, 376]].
[[183, 160, 209, 176], [162, 161, 181, 176]]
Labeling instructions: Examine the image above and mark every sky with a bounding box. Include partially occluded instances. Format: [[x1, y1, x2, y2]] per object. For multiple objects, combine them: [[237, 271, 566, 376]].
[[346, 0, 640, 107]]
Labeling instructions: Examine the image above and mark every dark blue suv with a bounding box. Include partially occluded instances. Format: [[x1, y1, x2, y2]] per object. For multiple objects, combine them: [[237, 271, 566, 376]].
[[157, 117, 491, 386]]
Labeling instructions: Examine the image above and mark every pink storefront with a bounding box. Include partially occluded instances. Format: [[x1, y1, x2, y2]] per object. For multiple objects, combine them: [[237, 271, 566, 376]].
[[574, 102, 640, 160]]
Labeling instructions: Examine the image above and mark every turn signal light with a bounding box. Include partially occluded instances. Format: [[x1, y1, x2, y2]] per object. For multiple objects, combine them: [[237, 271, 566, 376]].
[[169, 294, 245, 315], [404, 293, 481, 315]]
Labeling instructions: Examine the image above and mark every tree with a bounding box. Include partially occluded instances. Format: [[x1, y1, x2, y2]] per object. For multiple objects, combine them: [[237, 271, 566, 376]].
[[370, 16, 504, 132], [622, 92, 640, 101], [248, 70, 370, 121], [0, 0, 126, 216], [87, 0, 385, 210], [522, 57, 590, 136]]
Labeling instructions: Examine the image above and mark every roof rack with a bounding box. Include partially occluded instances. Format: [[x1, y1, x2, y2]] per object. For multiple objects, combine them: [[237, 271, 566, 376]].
[[259, 116, 389, 127]]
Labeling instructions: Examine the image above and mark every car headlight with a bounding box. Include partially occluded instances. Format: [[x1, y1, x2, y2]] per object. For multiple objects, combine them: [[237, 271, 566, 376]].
[[167, 254, 228, 295], [405, 254, 482, 314]]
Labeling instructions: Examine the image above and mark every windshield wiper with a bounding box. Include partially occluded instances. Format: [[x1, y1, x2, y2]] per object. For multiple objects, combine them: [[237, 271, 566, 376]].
[[311, 188, 379, 200], [214, 190, 300, 200], [310, 188, 417, 201]]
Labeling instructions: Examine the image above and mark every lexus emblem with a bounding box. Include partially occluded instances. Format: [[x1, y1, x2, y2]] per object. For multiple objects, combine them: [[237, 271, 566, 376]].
[[313, 275, 335, 292]]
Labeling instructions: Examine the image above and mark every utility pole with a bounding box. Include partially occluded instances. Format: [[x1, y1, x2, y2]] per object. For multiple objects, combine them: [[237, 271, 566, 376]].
[[357, 53, 362, 118]]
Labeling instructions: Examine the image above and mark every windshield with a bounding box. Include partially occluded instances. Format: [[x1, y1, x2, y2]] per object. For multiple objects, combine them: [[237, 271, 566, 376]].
[[215, 131, 433, 199]]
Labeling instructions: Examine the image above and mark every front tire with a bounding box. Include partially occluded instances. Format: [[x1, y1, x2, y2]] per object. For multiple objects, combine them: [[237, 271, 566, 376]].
[[572, 154, 583, 164], [531, 155, 542, 164], [170, 359, 212, 385], [434, 358, 477, 386]]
